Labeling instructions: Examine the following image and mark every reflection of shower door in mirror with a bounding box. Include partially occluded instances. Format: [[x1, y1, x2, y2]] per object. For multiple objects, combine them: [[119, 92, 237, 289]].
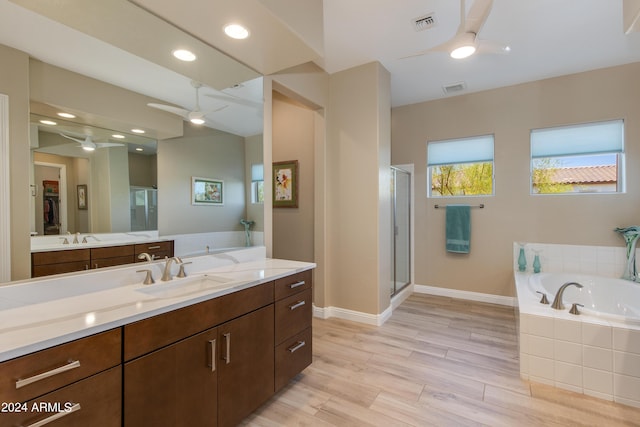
[[391, 167, 411, 296], [130, 187, 158, 231]]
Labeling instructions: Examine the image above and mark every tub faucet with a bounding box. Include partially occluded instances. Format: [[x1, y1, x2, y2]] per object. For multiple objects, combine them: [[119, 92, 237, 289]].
[[551, 282, 583, 310], [161, 256, 183, 281]]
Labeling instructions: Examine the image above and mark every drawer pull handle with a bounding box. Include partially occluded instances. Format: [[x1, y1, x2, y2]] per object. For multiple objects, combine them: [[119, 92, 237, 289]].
[[208, 339, 216, 372], [289, 280, 305, 289], [23, 402, 81, 427], [223, 333, 231, 364], [147, 245, 161, 250], [16, 360, 81, 389], [289, 300, 306, 310], [288, 341, 306, 353]]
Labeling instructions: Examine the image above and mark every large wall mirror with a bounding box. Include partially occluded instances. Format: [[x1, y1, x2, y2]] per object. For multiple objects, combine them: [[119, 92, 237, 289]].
[[1, 0, 266, 278]]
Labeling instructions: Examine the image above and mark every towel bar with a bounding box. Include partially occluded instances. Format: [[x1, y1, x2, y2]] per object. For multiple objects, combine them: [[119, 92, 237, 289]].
[[434, 204, 484, 209]]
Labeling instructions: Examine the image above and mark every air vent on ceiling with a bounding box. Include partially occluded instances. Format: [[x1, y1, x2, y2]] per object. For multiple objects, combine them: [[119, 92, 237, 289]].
[[442, 82, 467, 94], [413, 13, 437, 31]]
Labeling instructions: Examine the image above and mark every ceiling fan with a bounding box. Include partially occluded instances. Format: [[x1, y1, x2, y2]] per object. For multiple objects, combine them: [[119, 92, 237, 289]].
[[406, 0, 510, 59], [147, 81, 228, 125], [59, 133, 125, 152]]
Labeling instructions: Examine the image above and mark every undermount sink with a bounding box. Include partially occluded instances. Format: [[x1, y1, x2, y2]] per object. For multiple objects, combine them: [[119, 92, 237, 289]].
[[136, 274, 237, 299]]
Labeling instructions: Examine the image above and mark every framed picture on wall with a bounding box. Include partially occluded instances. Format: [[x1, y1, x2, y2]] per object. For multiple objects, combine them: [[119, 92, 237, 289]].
[[191, 177, 224, 206], [273, 160, 298, 208], [77, 185, 87, 210]]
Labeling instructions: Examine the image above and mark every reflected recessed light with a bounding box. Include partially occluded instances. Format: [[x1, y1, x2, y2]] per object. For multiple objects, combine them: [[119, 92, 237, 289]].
[[111, 134, 125, 139], [224, 23, 249, 40], [39, 120, 57, 125], [57, 112, 76, 119], [131, 129, 145, 134], [172, 49, 197, 62], [135, 147, 144, 152]]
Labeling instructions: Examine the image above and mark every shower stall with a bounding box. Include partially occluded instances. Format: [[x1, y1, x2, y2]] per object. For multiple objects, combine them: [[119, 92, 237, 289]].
[[391, 167, 411, 296]]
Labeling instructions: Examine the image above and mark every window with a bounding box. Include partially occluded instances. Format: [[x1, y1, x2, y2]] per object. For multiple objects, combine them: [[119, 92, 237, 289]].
[[427, 135, 494, 197], [531, 120, 624, 194], [251, 164, 264, 203]]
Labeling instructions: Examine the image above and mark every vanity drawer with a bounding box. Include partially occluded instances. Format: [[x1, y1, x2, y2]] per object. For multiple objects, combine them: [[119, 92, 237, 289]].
[[275, 327, 312, 391], [135, 240, 173, 261], [0, 329, 121, 403], [91, 244, 134, 260], [274, 269, 312, 301], [2, 366, 121, 427], [275, 288, 312, 345], [32, 249, 90, 265]]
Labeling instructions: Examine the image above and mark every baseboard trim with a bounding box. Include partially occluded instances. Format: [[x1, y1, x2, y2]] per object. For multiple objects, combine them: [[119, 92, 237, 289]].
[[313, 304, 393, 326], [413, 284, 516, 307]]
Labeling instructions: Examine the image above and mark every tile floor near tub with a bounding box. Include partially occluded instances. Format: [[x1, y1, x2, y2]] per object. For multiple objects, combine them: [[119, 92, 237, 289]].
[[520, 313, 640, 408]]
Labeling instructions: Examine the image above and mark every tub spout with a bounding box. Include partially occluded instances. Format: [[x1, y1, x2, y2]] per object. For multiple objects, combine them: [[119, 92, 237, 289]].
[[551, 281, 583, 310]]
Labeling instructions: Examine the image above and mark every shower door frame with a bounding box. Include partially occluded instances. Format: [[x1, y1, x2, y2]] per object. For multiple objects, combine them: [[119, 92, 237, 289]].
[[391, 165, 413, 297]]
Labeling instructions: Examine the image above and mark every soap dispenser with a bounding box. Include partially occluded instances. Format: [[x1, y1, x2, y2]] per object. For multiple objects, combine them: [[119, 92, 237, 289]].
[[533, 250, 542, 274], [517, 244, 527, 272]]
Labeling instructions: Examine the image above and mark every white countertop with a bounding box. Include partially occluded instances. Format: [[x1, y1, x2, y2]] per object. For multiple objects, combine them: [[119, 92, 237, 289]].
[[0, 247, 315, 362], [30, 232, 170, 253]]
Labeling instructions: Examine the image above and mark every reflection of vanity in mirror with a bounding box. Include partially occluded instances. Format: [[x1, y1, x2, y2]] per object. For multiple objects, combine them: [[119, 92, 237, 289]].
[[8, 1, 267, 279]]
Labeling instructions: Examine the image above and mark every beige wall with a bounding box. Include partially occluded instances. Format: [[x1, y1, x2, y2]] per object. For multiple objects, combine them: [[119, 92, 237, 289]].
[[272, 91, 315, 262], [0, 44, 30, 280], [391, 62, 640, 297], [157, 124, 246, 235], [129, 152, 157, 188], [326, 62, 391, 315]]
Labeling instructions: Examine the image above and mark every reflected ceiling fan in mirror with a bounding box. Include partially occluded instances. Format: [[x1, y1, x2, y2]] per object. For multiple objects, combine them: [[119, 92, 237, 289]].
[[147, 80, 228, 125], [405, 0, 510, 60], [59, 133, 125, 152]]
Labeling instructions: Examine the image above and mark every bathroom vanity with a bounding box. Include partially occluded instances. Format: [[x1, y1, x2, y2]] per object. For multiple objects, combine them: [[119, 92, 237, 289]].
[[0, 248, 314, 426]]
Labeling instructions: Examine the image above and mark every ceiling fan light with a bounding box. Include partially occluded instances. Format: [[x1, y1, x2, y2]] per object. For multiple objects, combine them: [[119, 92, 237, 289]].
[[450, 44, 476, 59], [82, 146, 95, 152], [190, 117, 205, 125]]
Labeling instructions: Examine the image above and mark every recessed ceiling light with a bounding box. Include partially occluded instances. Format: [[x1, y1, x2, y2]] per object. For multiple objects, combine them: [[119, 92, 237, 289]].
[[39, 120, 57, 125], [111, 134, 125, 139], [57, 112, 76, 119], [135, 147, 144, 152], [131, 129, 145, 134], [172, 49, 197, 62], [224, 23, 249, 40]]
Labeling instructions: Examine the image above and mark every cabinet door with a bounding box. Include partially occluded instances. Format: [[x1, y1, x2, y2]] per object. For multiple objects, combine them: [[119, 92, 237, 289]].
[[218, 305, 274, 427], [124, 328, 218, 427]]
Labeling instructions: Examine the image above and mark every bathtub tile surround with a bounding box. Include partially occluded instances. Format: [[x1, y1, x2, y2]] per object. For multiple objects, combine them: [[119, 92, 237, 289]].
[[514, 242, 640, 409]]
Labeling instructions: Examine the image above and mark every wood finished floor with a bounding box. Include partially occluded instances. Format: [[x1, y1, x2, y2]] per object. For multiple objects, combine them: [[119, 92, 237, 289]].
[[243, 294, 640, 426]]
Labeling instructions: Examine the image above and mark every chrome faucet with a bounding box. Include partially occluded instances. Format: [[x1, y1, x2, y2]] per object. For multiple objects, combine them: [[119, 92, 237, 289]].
[[161, 256, 183, 281], [551, 282, 583, 310]]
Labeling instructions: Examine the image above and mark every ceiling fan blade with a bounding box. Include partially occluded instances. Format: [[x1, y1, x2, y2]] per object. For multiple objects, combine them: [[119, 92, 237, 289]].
[[59, 133, 85, 144], [147, 103, 190, 119], [464, 0, 493, 34], [399, 38, 456, 59], [95, 142, 125, 148]]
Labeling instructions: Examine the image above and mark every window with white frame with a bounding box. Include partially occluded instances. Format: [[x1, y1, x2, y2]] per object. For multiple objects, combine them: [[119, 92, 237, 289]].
[[530, 120, 624, 194], [427, 135, 495, 197], [251, 163, 264, 203]]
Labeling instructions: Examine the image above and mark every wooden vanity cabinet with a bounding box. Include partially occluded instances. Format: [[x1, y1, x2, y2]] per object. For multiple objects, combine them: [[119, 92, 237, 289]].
[[274, 269, 313, 391], [124, 328, 218, 427], [217, 305, 275, 427], [31, 248, 90, 277]]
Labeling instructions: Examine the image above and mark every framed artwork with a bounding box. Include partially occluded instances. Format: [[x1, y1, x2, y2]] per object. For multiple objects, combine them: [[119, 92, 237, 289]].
[[192, 177, 224, 206], [273, 160, 298, 208], [77, 185, 87, 210]]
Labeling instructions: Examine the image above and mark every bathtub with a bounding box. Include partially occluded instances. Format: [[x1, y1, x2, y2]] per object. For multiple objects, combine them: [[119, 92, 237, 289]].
[[515, 271, 640, 408], [524, 272, 640, 324]]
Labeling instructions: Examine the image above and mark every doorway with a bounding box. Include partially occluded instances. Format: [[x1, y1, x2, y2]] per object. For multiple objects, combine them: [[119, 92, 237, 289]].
[[33, 162, 67, 236], [391, 166, 411, 296]]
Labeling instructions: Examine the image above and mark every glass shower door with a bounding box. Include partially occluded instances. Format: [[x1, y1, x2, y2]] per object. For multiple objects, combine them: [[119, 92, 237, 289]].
[[391, 167, 411, 296]]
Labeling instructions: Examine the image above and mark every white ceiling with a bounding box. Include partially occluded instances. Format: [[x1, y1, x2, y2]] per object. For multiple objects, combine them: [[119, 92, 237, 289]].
[[1, 0, 639, 134]]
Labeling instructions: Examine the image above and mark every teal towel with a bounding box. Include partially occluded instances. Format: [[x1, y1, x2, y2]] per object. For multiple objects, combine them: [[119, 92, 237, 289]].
[[446, 205, 471, 253]]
